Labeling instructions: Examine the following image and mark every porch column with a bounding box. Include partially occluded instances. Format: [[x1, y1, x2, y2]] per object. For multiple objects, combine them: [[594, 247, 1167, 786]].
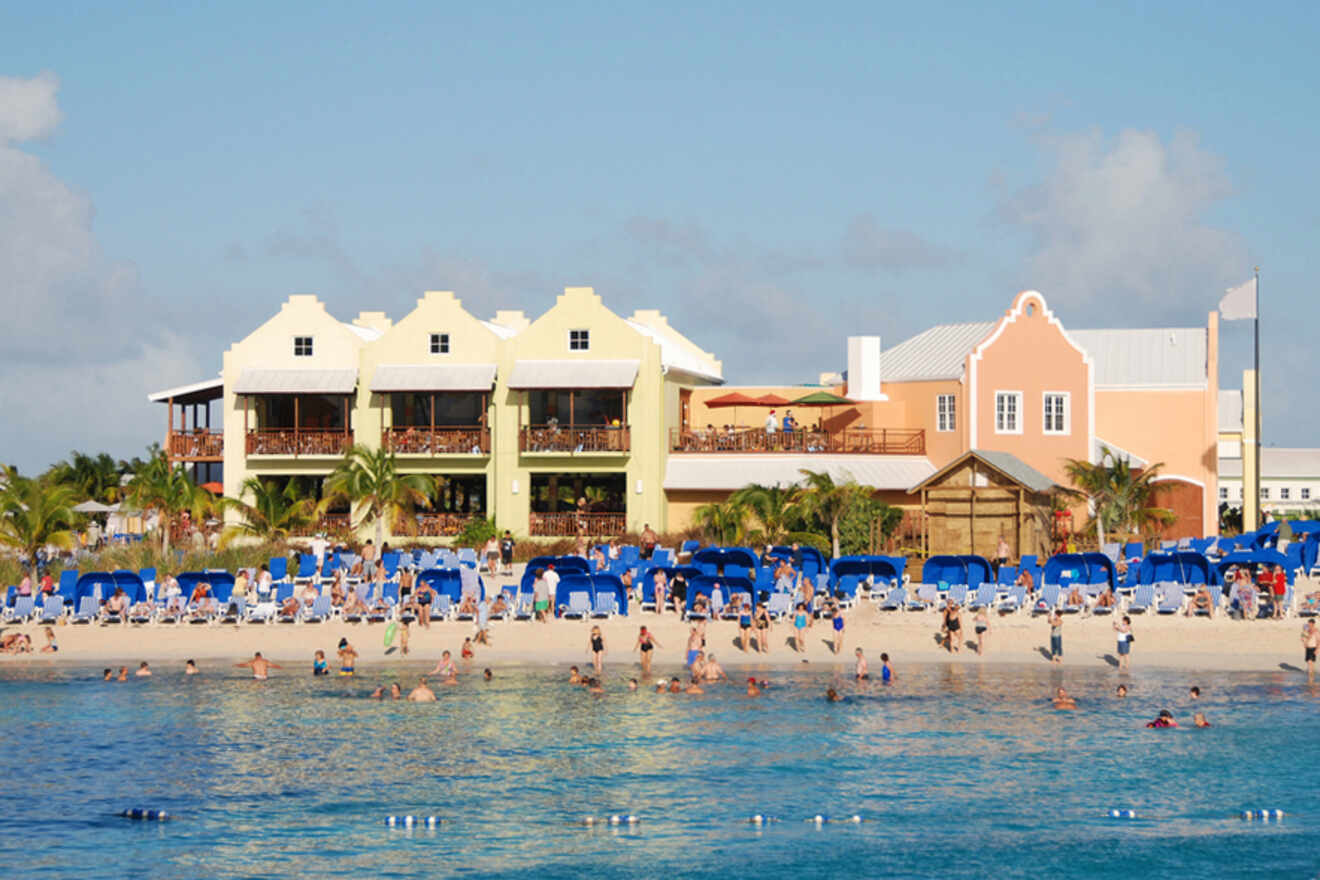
[[167, 396, 175, 465], [294, 396, 300, 458]]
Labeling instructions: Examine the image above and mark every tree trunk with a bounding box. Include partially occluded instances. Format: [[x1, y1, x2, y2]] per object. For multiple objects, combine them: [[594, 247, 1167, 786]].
[[375, 506, 385, 548], [831, 516, 841, 559], [161, 512, 171, 558]]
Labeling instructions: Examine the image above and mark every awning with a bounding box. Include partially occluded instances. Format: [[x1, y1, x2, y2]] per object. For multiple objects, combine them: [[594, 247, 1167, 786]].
[[507, 359, 639, 389], [147, 377, 223, 404], [663, 455, 935, 491], [234, 368, 358, 394], [370, 364, 497, 393]]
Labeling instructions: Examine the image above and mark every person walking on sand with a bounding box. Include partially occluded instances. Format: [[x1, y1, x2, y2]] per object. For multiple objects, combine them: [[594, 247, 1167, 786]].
[[685, 626, 703, 668], [942, 599, 962, 654], [235, 652, 282, 680], [974, 606, 989, 656], [1048, 610, 1063, 664], [589, 625, 606, 675], [633, 626, 659, 677], [831, 607, 846, 655], [1302, 619, 1319, 683], [793, 603, 809, 653], [1114, 615, 1133, 672], [753, 602, 772, 654]]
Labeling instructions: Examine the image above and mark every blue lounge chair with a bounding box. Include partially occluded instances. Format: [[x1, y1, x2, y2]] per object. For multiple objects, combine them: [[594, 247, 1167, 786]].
[[1061, 587, 1085, 614], [906, 585, 935, 611], [560, 591, 592, 620], [268, 557, 288, 582], [879, 586, 906, 611], [1032, 584, 1060, 615], [967, 583, 996, 611], [513, 593, 535, 621], [303, 594, 332, 623], [70, 596, 98, 624], [1128, 584, 1155, 614], [36, 594, 65, 625], [948, 583, 968, 606], [997, 585, 1026, 613], [294, 555, 318, 584], [1156, 587, 1183, 615], [430, 595, 451, 622], [591, 593, 619, 618], [767, 591, 793, 619], [220, 597, 246, 624], [996, 565, 1018, 586]]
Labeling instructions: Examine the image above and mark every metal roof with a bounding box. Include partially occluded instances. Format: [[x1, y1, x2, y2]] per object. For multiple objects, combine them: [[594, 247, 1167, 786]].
[[233, 368, 358, 395], [147, 377, 223, 404], [878, 322, 994, 382], [507, 359, 640, 389], [625, 318, 723, 383], [369, 364, 497, 392], [1094, 437, 1149, 469], [663, 455, 935, 491], [911, 449, 1056, 494], [1070, 328, 1207, 388], [1219, 389, 1242, 432], [1219, 449, 1320, 479]]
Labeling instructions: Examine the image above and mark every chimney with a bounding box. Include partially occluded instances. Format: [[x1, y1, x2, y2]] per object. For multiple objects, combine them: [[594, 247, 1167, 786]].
[[847, 336, 883, 401]]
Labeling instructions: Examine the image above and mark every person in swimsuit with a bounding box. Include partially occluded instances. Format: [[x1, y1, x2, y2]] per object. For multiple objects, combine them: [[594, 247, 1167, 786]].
[[1116, 684, 1128, 698], [589, 626, 606, 675], [633, 626, 659, 677], [337, 638, 358, 676], [1048, 611, 1063, 664], [431, 650, 456, 679], [1113, 615, 1133, 672], [738, 605, 754, 652], [1052, 687, 1076, 710], [668, 677, 683, 693], [1302, 619, 1319, 683], [1145, 709, 1177, 728], [702, 653, 727, 683], [411, 582, 435, 629], [880, 652, 894, 683], [793, 604, 809, 653], [753, 603, 772, 654], [746, 677, 762, 697], [942, 599, 961, 654], [389, 682, 402, 699], [831, 609, 846, 655], [854, 647, 869, 680], [685, 626, 702, 667], [825, 687, 842, 703], [461, 638, 475, 660], [235, 652, 282, 680], [408, 677, 437, 702], [185, 660, 198, 675], [313, 650, 328, 676], [40, 627, 57, 653]]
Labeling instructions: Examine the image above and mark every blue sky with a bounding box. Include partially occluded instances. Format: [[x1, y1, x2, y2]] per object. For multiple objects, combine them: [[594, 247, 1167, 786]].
[[1, 1, 1316, 472]]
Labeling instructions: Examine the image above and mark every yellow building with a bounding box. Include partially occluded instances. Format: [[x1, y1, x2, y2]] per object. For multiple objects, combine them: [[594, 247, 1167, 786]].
[[151, 287, 723, 541]]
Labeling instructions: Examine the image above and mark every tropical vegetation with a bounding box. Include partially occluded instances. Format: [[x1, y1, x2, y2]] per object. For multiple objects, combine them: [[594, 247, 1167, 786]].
[[221, 476, 317, 547], [0, 467, 77, 580], [1063, 446, 1176, 546], [124, 451, 218, 556], [319, 444, 437, 546]]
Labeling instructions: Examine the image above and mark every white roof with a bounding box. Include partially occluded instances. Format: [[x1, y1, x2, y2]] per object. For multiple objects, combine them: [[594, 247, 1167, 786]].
[[480, 320, 518, 340], [147, 377, 223, 403], [234, 368, 358, 394], [341, 322, 384, 342], [507, 359, 640, 389], [879, 322, 994, 382], [625, 319, 723, 382], [1095, 437, 1149, 469], [1070, 328, 1207, 388], [1219, 389, 1242, 432], [1220, 449, 1320, 479], [370, 364, 497, 392], [663, 454, 935, 491]]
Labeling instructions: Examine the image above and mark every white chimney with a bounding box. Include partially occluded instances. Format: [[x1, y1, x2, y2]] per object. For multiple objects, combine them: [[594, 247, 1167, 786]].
[[847, 336, 883, 401]]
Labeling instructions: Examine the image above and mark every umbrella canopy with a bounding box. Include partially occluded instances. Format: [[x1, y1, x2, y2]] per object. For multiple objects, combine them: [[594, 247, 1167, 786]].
[[789, 390, 856, 406], [200, 481, 224, 494], [754, 393, 791, 406], [73, 500, 113, 514], [704, 392, 761, 408]]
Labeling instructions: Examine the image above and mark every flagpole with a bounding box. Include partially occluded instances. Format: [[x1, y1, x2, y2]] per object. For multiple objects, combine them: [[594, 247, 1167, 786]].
[[1254, 266, 1261, 524]]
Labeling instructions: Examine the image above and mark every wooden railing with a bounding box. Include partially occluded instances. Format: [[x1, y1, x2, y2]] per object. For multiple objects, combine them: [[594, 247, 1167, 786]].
[[414, 512, 483, 537], [246, 429, 353, 457], [669, 427, 925, 455], [167, 430, 223, 460], [520, 425, 630, 454], [316, 513, 352, 536], [382, 427, 490, 455], [529, 511, 627, 537]]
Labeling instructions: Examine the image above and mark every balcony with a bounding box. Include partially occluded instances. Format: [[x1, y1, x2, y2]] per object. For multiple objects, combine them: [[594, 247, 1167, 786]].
[[669, 426, 925, 455], [246, 428, 353, 457], [529, 511, 626, 537], [315, 512, 353, 536], [382, 427, 490, 456], [414, 512, 483, 537], [520, 425, 630, 455], [167, 430, 223, 461]]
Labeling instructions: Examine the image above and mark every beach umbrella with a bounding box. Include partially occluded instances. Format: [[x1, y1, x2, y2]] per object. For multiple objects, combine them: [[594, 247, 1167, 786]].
[[73, 500, 112, 514], [702, 391, 761, 425], [200, 481, 224, 494], [787, 390, 856, 432], [754, 393, 791, 406]]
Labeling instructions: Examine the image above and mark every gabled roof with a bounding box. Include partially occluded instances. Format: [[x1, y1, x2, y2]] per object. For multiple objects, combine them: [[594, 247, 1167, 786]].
[[625, 317, 723, 383], [341, 322, 384, 342], [1069, 328, 1206, 388], [1095, 437, 1149, 469], [879, 322, 994, 382], [1219, 389, 1242, 432], [909, 449, 1056, 494]]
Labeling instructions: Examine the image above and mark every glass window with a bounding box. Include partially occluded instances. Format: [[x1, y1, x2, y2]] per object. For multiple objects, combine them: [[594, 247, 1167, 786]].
[[1303, 488, 1312, 501], [528, 389, 624, 426], [1260, 487, 1270, 500], [1219, 486, 1228, 500], [994, 392, 1021, 434], [430, 333, 449, 354], [1043, 392, 1069, 434], [390, 392, 483, 427], [1280, 487, 1291, 500], [936, 394, 956, 432], [293, 336, 313, 357], [569, 329, 590, 351]]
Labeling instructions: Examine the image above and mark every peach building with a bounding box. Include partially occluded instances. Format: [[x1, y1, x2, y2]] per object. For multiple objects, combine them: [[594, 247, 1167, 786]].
[[667, 290, 1218, 545]]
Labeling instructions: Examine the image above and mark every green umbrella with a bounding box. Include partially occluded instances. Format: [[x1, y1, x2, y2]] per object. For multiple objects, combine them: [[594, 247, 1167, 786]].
[[788, 391, 855, 406]]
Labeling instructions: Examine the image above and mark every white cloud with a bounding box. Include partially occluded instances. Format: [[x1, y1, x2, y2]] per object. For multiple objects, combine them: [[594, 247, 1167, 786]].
[[842, 214, 961, 272], [999, 127, 1247, 312], [0, 73, 203, 473]]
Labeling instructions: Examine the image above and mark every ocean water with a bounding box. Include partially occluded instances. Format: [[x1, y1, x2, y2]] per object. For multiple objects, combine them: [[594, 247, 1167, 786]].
[[0, 660, 1316, 879]]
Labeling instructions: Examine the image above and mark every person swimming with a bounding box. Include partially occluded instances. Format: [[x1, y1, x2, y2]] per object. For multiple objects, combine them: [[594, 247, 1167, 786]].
[[825, 687, 842, 703], [1052, 687, 1076, 710], [1146, 709, 1178, 728], [313, 650, 328, 676], [746, 677, 761, 697], [1192, 712, 1210, 728]]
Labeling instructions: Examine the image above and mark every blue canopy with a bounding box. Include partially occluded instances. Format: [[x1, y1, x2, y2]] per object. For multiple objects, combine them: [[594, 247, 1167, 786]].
[[958, 555, 993, 590], [554, 573, 595, 613], [692, 547, 759, 575], [1042, 554, 1090, 587], [1216, 550, 1294, 586], [1080, 552, 1117, 588], [771, 544, 828, 576], [829, 555, 906, 586], [418, 568, 463, 602], [685, 575, 755, 614], [177, 571, 236, 602], [922, 555, 968, 586], [590, 574, 630, 615], [526, 555, 590, 574], [1138, 552, 1214, 586], [639, 566, 702, 604], [74, 571, 120, 604]]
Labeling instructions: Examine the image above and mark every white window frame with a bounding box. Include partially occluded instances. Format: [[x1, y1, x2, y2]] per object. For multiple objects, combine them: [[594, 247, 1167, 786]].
[[994, 391, 1022, 435], [936, 394, 956, 433], [1280, 486, 1291, 501], [430, 332, 450, 355], [568, 329, 590, 351], [293, 336, 313, 357], [1260, 487, 1270, 500], [1042, 391, 1070, 435]]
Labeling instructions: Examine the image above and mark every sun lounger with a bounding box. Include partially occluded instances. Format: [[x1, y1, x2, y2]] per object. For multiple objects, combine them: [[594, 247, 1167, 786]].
[[4, 595, 35, 623], [591, 593, 619, 618], [1156, 586, 1183, 615], [966, 583, 996, 611], [1032, 584, 1060, 615], [1061, 588, 1085, 614], [766, 591, 792, 619], [879, 586, 906, 611], [302, 594, 332, 623], [948, 583, 968, 606], [907, 584, 936, 611], [220, 598, 246, 624], [70, 596, 98, 624], [560, 591, 592, 620], [996, 585, 1026, 613], [35, 594, 65, 625], [1127, 584, 1155, 614]]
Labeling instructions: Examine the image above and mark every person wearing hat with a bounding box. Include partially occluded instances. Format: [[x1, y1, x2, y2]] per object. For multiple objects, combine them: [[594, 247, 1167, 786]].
[[764, 409, 778, 435]]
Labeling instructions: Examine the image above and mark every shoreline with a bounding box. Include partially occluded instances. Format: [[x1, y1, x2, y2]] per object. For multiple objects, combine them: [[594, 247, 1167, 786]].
[[2, 602, 1311, 675]]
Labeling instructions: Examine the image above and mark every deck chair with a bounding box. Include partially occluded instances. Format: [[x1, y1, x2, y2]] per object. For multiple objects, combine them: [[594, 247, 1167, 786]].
[[561, 591, 592, 620], [220, 598, 246, 624], [997, 585, 1026, 613], [767, 591, 793, 619], [35, 594, 65, 625], [1156, 586, 1183, 615], [1127, 584, 1155, 614], [591, 593, 619, 618], [1032, 584, 1060, 615], [967, 583, 996, 611], [878, 586, 906, 611], [70, 596, 98, 624]]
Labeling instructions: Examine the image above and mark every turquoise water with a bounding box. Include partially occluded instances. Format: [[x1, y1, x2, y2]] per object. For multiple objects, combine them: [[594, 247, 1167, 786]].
[[1, 661, 1316, 879]]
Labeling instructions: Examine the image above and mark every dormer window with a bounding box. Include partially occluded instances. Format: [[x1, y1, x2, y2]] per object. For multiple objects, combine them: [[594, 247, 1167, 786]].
[[569, 329, 590, 351], [293, 336, 313, 357], [430, 332, 450, 355]]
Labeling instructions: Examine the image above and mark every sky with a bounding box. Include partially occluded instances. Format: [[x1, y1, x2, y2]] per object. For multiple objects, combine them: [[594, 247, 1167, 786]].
[[1, 1, 1317, 474]]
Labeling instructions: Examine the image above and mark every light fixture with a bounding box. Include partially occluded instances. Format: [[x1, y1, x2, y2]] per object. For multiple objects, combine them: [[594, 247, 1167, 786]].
[[635, 479, 643, 495], [511, 479, 520, 494]]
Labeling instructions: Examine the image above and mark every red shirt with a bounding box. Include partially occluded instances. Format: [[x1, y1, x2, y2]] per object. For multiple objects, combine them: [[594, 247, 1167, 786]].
[[1273, 569, 1287, 596]]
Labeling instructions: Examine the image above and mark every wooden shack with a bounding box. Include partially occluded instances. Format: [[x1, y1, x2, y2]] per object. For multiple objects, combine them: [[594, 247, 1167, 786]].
[[909, 449, 1057, 559]]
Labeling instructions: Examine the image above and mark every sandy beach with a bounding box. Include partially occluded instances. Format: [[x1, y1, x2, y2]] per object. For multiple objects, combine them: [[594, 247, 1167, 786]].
[[3, 582, 1314, 675]]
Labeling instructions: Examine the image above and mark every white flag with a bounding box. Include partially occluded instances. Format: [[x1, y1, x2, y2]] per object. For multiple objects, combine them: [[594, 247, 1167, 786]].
[[1219, 277, 1257, 320]]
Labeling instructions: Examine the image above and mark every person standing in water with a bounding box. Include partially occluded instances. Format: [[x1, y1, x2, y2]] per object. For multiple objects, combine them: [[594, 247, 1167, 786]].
[[337, 638, 358, 676], [633, 626, 659, 677], [831, 608, 846, 655], [1302, 619, 1319, 683], [854, 647, 869, 680], [973, 607, 989, 656], [589, 625, 606, 675], [1048, 610, 1063, 664], [235, 652, 282, 680], [408, 676, 437, 702]]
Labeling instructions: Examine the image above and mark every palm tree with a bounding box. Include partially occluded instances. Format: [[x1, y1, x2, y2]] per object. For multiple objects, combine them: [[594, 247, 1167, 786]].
[[0, 468, 76, 580], [794, 469, 874, 558], [729, 483, 798, 544], [221, 477, 317, 547], [1063, 447, 1175, 545], [319, 444, 436, 545], [693, 499, 747, 546], [124, 452, 215, 556], [44, 451, 124, 503]]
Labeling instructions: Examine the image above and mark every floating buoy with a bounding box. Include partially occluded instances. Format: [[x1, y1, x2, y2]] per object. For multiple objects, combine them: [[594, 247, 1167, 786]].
[[811, 815, 827, 826], [1108, 809, 1137, 819], [626, 815, 640, 825], [580, 816, 598, 826], [1241, 810, 1284, 821], [386, 815, 441, 827], [120, 808, 169, 821], [847, 814, 862, 824]]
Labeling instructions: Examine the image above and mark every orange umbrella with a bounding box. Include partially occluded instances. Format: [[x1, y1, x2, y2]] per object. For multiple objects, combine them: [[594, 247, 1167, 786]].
[[200, 481, 224, 494], [754, 393, 791, 406], [703, 391, 762, 425]]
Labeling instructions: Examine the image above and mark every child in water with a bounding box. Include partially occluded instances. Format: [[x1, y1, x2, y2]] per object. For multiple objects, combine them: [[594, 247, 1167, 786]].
[[313, 650, 328, 676]]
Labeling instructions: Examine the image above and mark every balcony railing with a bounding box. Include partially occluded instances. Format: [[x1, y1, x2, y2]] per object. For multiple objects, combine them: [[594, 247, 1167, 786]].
[[669, 426, 925, 456], [414, 512, 483, 537], [382, 427, 490, 455], [520, 425, 630, 454], [529, 511, 627, 537], [167, 430, 223, 461], [246, 428, 353, 457], [316, 513, 352, 536]]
